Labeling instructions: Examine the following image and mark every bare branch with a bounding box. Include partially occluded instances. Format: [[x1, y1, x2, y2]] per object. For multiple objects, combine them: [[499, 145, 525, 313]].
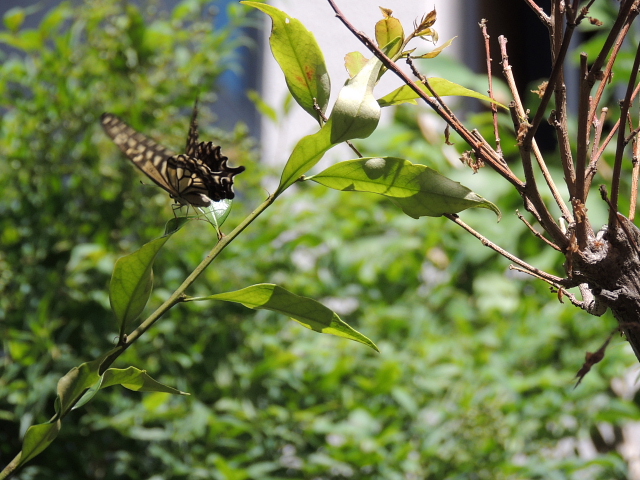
[[632, 138, 640, 221], [609, 39, 640, 226], [517, 210, 562, 251], [479, 19, 502, 156], [444, 213, 571, 286], [524, 0, 551, 26], [500, 36, 572, 242]]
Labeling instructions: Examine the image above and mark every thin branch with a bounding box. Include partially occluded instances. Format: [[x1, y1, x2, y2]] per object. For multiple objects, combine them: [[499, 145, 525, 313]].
[[499, 36, 571, 243], [517, 210, 562, 251], [444, 213, 571, 286], [587, 84, 640, 188], [588, 107, 608, 170], [631, 134, 640, 220], [524, 0, 551, 26], [509, 265, 585, 308], [325, 0, 524, 192], [575, 52, 591, 247], [406, 58, 460, 126], [479, 19, 502, 156], [524, 10, 578, 149], [609, 38, 640, 226], [550, 0, 577, 205], [587, 16, 635, 130]]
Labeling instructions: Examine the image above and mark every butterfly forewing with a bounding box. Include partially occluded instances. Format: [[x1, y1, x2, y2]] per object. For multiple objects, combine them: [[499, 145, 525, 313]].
[[101, 113, 177, 195]]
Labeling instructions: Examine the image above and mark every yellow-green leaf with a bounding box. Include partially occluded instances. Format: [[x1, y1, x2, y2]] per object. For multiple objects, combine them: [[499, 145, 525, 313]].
[[378, 77, 507, 109], [242, 2, 330, 123], [375, 16, 404, 58]]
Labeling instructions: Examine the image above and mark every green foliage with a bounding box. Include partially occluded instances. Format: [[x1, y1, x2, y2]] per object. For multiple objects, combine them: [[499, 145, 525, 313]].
[[2, 1, 639, 480]]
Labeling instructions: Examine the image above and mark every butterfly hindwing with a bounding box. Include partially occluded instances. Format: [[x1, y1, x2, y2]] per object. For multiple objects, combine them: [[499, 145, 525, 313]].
[[185, 99, 200, 158]]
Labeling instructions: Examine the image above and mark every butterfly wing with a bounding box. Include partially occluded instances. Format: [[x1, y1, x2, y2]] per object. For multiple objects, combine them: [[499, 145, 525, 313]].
[[100, 113, 178, 195], [196, 142, 246, 200], [102, 109, 245, 206], [185, 99, 200, 158]]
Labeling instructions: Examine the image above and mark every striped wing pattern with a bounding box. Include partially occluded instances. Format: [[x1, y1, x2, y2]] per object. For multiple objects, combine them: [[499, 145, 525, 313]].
[[101, 108, 244, 207]]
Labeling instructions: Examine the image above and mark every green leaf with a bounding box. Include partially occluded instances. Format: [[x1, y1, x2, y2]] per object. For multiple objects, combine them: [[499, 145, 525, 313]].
[[308, 157, 501, 219], [276, 118, 335, 194], [377, 77, 507, 109], [17, 421, 62, 467], [328, 39, 403, 145], [415, 36, 456, 59], [101, 367, 189, 395], [3, 7, 26, 33], [344, 51, 368, 79], [242, 1, 330, 123], [197, 199, 232, 235], [247, 89, 278, 123], [186, 284, 379, 352], [39, 2, 73, 38], [109, 218, 188, 336], [0, 29, 43, 51], [56, 358, 102, 416], [375, 16, 404, 58]]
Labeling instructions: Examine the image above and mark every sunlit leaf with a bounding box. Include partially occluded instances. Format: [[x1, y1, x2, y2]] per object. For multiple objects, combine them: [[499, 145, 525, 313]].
[[415, 36, 456, 59], [247, 89, 278, 123], [185, 284, 379, 351], [3, 7, 26, 33], [329, 39, 402, 145], [242, 2, 330, 123], [308, 157, 501, 219], [375, 16, 404, 58], [344, 51, 368, 78]]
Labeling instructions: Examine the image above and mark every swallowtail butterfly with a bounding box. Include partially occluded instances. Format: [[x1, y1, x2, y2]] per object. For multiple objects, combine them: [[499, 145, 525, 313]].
[[100, 104, 244, 207]]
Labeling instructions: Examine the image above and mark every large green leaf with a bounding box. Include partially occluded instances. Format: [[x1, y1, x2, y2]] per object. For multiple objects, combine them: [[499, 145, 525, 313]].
[[378, 77, 507, 108], [329, 38, 401, 145], [185, 284, 379, 351], [109, 218, 188, 336], [308, 157, 501, 219], [242, 2, 330, 122]]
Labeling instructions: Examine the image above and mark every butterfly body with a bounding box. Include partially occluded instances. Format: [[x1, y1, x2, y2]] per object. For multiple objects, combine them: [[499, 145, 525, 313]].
[[101, 105, 244, 207]]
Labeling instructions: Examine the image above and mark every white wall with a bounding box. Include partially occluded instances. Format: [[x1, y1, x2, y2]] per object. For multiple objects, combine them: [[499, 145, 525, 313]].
[[260, 0, 463, 168]]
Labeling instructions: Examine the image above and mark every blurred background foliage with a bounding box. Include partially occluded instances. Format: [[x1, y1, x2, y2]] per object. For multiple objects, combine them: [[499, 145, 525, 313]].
[[1, 1, 640, 479]]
